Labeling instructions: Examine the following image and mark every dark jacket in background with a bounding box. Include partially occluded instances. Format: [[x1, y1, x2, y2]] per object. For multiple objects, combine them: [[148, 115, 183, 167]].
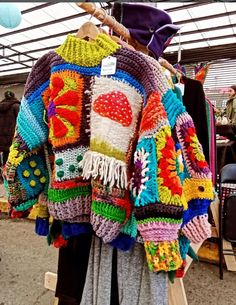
[[182, 77, 209, 163], [0, 97, 20, 152]]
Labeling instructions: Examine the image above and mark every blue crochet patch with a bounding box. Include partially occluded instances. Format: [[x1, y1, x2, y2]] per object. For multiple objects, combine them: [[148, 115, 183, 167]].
[[35, 217, 49, 236], [162, 89, 186, 129], [51, 64, 146, 98], [27, 81, 49, 104], [110, 233, 135, 251], [178, 235, 190, 260], [17, 96, 48, 150], [62, 222, 92, 238], [17, 154, 47, 199], [182, 198, 211, 226], [131, 137, 159, 207], [120, 212, 137, 238]]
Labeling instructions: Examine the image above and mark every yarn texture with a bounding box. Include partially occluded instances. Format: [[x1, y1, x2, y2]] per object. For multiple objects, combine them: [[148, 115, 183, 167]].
[[5, 33, 213, 273]]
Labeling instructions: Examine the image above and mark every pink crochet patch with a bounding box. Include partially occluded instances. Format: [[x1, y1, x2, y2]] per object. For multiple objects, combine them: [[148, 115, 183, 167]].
[[93, 91, 132, 127]]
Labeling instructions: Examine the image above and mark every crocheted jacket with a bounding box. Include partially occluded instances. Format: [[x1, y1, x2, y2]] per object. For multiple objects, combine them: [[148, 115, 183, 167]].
[[5, 34, 212, 273]]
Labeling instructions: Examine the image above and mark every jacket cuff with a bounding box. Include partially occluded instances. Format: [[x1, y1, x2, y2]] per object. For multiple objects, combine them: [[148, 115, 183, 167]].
[[144, 239, 182, 272]]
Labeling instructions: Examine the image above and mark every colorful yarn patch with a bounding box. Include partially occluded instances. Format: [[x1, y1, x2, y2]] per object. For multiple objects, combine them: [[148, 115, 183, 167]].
[[90, 76, 143, 160], [144, 239, 182, 272], [48, 185, 91, 203], [16, 154, 47, 199], [93, 91, 132, 127], [176, 114, 211, 178], [91, 200, 126, 223], [183, 178, 214, 203], [139, 91, 167, 137], [43, 71, 84, 147], [54, 146, 88, 182], [156, 126, 182, 206], [131, 137, 158, 207]]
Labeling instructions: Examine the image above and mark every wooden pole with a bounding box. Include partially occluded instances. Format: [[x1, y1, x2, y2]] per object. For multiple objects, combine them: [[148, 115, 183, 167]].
[[76, 3, 132, 41]]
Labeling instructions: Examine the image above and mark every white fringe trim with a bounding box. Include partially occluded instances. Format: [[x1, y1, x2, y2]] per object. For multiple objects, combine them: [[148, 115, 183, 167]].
[[79, 151, 128, 189]]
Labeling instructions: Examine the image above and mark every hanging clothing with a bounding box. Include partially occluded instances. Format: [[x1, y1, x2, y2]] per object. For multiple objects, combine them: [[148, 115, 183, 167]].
[[80, 236, 168, 305], [5, 32, 214, 282], [55, 234, 92, 304], [182, 77, 210, 163], [226, 97, 236, 124], [205, 98, 217, 185], [6, 33, 185, 273]]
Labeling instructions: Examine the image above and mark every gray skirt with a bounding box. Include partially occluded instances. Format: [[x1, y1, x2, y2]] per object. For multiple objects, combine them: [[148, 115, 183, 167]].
[[81, 236, 168, 305]]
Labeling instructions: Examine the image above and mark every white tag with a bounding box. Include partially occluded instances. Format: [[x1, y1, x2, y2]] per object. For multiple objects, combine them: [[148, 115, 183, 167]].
[[101, 56, 117, 76], [175, 82, 185, 96]]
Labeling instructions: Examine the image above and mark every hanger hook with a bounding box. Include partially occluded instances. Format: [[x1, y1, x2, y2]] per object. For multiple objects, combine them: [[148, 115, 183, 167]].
[[89, 6, 98, 21]]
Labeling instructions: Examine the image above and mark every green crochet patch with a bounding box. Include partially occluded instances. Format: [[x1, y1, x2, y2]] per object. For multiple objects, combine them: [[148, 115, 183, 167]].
[[14, 198, 38, 211], [92, 200, 126, 223], [48, 185, 91, 202], [137, 217, 182, 225]]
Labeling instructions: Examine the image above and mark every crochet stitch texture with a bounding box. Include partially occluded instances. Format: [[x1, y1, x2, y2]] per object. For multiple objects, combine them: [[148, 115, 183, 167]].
[[6, 33, 213, 273]]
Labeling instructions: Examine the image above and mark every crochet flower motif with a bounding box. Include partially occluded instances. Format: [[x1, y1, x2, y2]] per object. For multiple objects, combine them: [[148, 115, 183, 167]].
[[47, 76, 80, 139], [159, 135, 182, 196], [131, 148, 150, 198], [185, 126, 208, 169], [93, 91, 132, 127]]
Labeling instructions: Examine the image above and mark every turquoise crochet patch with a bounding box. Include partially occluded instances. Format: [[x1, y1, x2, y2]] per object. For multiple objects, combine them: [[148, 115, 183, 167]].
[[131, 137, 159, 207], [162, 90, 186, 129], [17, 96, 48, 150], [17, 154, 47, 199], [121, 212, 137, 238]]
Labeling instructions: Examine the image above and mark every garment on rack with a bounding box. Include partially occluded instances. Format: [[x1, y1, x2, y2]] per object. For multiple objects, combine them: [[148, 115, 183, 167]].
[[5, 32, 214, 275], [182, 77, 210, 163], [205, 98, 216, 185], [5, 33, 185, 273]]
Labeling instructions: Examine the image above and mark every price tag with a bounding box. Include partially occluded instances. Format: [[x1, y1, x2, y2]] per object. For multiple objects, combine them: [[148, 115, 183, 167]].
[[101, 56, 117, 76], [175, 82, 185, 96]]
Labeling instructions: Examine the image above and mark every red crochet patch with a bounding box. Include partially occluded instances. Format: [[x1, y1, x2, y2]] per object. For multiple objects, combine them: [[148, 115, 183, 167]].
[[159, 134, 182, 196], [140, 92, 166, 135], [93, 91, 132, 127]]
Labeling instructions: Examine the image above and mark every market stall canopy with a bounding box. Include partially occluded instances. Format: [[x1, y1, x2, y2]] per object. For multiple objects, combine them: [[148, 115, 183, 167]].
[[0, 2, 235, 76]]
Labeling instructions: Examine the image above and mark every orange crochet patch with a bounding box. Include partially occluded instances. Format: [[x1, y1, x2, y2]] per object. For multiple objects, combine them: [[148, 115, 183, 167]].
[[43, 71, 84, 147], [159, 134, 182, 196], [140, 92, 166, 135]]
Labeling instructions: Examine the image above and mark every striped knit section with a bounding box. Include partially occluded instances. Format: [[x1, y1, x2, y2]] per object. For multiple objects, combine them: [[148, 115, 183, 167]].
[[48, 185, 91, 202], [48, 195, 91, 221]]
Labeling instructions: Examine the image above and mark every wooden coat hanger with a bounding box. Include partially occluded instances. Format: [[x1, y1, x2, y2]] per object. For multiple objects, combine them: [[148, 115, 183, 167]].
[[76, 21, 100, 41]]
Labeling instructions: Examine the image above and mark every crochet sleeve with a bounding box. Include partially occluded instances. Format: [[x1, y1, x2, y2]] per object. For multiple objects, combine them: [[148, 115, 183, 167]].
[[175, 111, 214, 243], [131, 91, 184, 272], [5, 54, 51, 215], [161, 88, 214, 244]]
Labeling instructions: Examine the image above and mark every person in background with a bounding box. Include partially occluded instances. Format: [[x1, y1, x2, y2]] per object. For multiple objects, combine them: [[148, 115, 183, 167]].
[[0, 91, 20, 165], [226, 85, 236, 125]]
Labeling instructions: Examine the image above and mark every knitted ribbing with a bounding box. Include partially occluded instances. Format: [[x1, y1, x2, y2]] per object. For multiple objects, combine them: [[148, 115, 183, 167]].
[[56, 34, 120, 67], [48, 195, 91, 221]]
